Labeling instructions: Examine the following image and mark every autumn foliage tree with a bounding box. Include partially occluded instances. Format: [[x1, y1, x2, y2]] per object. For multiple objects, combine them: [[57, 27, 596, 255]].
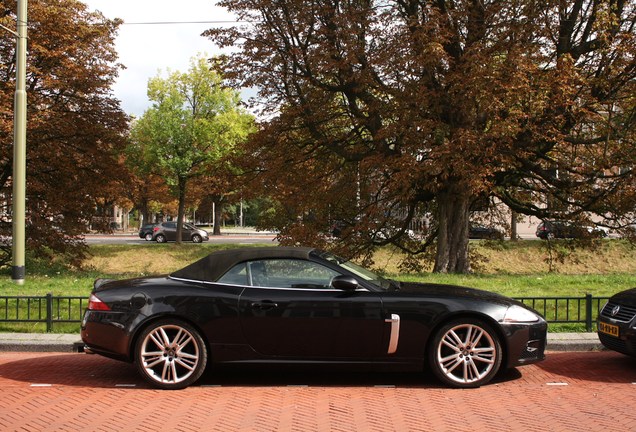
[[0, 0, 129, 267], [209, 0, 636, 273]]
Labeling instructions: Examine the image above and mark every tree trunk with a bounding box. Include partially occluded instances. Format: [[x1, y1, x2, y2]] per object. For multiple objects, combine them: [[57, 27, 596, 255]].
[[434, 188, 471, 273], [212, 195, 223, 236], [139, 196, 150, 227], [511, 210, 518, 241], [176, 177, 188, 244]]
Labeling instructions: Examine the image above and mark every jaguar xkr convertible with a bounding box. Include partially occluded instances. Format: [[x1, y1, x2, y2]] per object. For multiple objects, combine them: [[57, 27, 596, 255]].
[[81, 247, 547, 389]]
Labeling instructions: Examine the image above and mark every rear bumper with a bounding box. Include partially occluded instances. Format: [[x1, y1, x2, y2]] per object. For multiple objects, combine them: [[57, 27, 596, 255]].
[[81, 310, 135, 361]]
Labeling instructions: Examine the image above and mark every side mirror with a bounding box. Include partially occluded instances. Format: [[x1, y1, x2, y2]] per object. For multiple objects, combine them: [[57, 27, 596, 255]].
[[331, 275, 359, 291]]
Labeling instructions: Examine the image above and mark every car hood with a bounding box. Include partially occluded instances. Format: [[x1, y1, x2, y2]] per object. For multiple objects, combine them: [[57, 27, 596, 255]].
[[396, 281, 514, 306], [610, 287, 636, 307]]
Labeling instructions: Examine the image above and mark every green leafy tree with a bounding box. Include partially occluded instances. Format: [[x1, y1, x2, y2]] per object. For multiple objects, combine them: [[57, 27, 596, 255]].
[[129, 56, 254, 242], [208, 0, 636, 273]]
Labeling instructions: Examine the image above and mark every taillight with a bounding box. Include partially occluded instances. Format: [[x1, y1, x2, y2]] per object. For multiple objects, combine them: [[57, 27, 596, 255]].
[[153, 226, 160, 232], [88, 293, 111, 311]]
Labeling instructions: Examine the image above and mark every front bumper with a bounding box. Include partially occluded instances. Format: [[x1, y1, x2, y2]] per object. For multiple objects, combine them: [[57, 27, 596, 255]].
[[503, 320, 548, 368], [597, 318, 636, 357]]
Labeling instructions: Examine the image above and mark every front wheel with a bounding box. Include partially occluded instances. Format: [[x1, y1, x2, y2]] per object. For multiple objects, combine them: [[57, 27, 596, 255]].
[[428, 318, 502, 388], [144, 233, 153, 241], [135, 320, 208, 390], [191, 234, 202, 243]]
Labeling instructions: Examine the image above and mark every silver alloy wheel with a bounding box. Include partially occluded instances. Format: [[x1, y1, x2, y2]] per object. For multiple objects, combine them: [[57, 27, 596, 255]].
[[155, 234, 166, 243], [139, 324, 201, 386], [144, 233, 153, 241], [192, 234, 202, 243], [435, 322, 497, 385]]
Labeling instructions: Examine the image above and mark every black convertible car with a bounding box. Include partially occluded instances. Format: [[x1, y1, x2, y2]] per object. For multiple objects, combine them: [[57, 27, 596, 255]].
[[81, 247, 547, 389]]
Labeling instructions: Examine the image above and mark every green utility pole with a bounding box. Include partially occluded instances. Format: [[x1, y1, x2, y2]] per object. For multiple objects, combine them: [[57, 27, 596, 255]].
[[12, 0, 27, 284]]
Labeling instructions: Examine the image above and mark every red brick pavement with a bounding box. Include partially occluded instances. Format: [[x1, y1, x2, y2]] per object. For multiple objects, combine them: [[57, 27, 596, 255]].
[[0, 350, 634, 431]]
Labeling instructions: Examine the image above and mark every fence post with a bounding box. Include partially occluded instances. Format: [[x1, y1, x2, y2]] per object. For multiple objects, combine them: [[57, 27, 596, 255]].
[[585, 293, 593, 332], [46, 293, 53, 333]]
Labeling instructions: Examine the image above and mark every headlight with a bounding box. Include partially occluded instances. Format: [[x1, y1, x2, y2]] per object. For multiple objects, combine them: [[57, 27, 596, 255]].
[[503, 305, 540, 323]]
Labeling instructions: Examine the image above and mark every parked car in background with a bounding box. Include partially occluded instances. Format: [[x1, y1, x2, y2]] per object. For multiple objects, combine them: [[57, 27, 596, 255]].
[[469, 225, 505, 240], [535, 220, 608, 239], [138, 224, 158, 241], [81, 246, 547, 390], [152, 222, 209, 243], [597, 288, 636, 357]]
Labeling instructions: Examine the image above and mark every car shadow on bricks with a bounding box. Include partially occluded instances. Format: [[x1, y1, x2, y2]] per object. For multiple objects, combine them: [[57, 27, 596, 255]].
[[198, 365, 526, 388], [0, 353, 143, 388]]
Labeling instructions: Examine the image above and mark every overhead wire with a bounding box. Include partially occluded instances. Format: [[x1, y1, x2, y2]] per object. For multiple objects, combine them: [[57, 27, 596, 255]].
[[121, 20, 249, 25]]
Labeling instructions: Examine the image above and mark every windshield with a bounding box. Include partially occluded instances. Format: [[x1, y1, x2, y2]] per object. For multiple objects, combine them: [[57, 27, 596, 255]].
[[316, 251, 395, 290]]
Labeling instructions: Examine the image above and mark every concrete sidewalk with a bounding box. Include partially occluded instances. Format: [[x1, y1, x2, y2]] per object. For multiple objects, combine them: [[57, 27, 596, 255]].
[[0, 333, 85, 353], [0, 332, 604, 353]]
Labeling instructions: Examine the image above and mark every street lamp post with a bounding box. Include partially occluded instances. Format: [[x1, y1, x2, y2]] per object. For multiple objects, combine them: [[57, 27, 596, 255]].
[[12, 0, 27, 284]]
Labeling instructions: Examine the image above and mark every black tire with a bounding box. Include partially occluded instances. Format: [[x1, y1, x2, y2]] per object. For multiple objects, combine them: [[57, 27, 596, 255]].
[[155, 234, 166, 243], [428, 318, 502, 388], [191, 234, 202, 243], [135, 319, 207, 390], [144, 233, 153, 241]]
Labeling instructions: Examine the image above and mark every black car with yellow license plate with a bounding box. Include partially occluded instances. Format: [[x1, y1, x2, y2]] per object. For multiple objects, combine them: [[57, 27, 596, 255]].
[[81, 247, 547, 390], [598, 288, 636, 357]]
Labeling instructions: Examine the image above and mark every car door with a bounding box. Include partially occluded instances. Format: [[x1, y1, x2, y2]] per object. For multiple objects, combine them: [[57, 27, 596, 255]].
[[236, 258, 385, 359], [163, 222, 177, 241], [182, 223, 195, 241]]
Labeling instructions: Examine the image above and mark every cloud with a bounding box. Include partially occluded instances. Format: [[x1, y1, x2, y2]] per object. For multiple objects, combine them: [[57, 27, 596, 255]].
[[83, 0, 234, 116]]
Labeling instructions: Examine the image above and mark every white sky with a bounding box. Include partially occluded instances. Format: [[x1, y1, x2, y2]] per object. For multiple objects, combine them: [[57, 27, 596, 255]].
[[82, 1, 235, 117]]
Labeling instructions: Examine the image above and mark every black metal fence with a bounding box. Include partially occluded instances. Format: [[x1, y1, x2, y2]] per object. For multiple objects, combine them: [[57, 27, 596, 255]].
[[515, 294, 610, 332], [0, 294, 86, 332]]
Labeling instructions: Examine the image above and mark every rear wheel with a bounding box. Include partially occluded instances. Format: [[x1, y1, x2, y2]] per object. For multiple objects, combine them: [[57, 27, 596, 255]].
[[155, 234, 166, 243], [135, 319, 207, 390], [428, 318, 502, 388]]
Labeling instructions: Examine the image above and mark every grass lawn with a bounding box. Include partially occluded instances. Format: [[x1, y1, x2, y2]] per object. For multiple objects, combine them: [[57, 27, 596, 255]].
[[1, 239, 635, 333], [2, 239, 636, 297]]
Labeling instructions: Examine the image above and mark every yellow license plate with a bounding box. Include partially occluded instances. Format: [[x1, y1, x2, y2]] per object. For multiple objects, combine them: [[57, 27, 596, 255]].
[[599, 322, 619, 337]]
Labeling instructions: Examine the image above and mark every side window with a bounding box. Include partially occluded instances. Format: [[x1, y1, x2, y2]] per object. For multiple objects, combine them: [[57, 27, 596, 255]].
[[217, 263, 248, 286], [247, 259, 340, 289]]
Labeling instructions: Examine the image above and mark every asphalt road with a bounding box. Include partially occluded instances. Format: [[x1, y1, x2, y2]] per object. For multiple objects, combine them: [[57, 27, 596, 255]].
[[85, 233, 277, 245], [0, 350, 634, 431], [85, 233, 542, 245]]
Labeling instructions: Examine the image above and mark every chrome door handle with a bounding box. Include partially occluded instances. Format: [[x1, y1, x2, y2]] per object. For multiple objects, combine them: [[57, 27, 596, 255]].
[[384, 314, 401, 354]]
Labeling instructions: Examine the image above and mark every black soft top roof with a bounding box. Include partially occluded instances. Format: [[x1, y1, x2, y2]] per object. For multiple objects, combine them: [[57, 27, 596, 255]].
[[170, 246, 317, 282]]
